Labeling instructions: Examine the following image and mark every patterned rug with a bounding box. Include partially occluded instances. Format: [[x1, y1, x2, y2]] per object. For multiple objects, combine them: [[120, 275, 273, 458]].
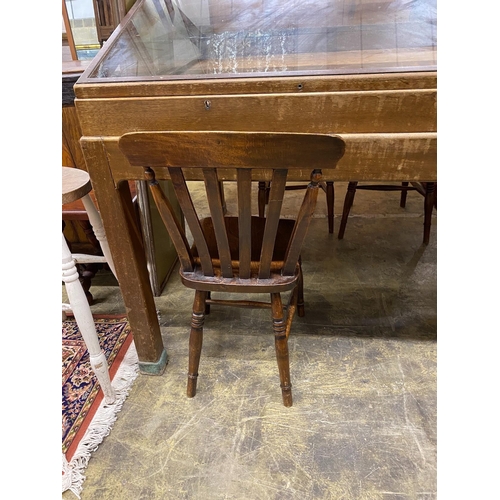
[[62, 315, 139, 497]]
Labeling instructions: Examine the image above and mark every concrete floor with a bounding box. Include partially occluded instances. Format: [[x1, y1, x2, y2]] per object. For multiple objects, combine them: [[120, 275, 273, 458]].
[[62, 182, 437, 499]]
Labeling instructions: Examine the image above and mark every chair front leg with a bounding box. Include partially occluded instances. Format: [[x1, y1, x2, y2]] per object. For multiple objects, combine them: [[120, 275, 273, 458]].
[[423, 182, 436, 245], [271, 293, 293, 407], [187, 290, 208, 398], [338, 182, 358, 240]]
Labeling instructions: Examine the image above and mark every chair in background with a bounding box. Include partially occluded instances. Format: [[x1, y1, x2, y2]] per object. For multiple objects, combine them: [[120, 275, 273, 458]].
[[258, 181, 335, 233], [62, 167, 118, 403], [92, 0, 128, 46], [338, 181, 437, 244], [119, 131, 345, 406]]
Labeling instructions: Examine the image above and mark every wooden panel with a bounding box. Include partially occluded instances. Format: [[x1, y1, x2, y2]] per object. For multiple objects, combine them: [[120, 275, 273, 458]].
[[74, 72, 436, 99], [338, 133, 437, 181], [62, 106, 87, 170], [94, 133, 437, 184], [75, 89, 436, 136]]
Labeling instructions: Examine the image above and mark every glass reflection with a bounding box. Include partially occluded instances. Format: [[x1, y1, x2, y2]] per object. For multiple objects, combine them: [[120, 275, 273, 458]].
[[90, 0, 436, 80]]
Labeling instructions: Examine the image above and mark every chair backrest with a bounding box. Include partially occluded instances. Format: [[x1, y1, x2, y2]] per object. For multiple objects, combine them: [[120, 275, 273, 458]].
[[118, 131, 345, 279]]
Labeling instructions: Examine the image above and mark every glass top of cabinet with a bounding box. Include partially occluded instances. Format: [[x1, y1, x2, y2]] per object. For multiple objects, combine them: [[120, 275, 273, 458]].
[[82, 0, 437, 82]]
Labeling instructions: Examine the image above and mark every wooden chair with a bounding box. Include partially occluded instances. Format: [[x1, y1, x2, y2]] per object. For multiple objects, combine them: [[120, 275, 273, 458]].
[[258, 181, 335, 233], [338, 182, 437, 244], [119, 131, 345, 406], [92, 0, 128, 46]]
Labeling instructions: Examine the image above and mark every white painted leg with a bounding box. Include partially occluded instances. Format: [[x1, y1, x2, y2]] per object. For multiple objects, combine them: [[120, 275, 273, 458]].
[[81, 193, 117, 279], [62, 234, 116, 404]]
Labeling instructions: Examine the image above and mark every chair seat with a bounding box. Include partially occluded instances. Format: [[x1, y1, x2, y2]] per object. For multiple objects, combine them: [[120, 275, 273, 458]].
[[63, 180, 138, 220], [180, 216, 299, 293], [62, 167, 92, 204], [180, 268, 298, 293]]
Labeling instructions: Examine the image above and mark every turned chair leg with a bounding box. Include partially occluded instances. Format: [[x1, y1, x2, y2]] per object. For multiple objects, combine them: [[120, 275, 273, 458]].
[[423, 182, 435, 245], [326, 181, 334, 234], [400, 182, 409, 208], [271, 293, 293, 407], [187, 290, 208, 398], [62, 234, 116, 404], [338, 181, 358, 240]]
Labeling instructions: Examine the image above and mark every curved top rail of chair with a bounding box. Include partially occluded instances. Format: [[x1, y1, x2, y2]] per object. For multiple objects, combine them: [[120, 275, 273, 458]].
[[62, 167, 92, 205]]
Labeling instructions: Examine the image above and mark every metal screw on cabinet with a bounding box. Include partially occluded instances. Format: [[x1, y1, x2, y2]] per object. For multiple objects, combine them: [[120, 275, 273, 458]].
[[204, 100, 211, 110]]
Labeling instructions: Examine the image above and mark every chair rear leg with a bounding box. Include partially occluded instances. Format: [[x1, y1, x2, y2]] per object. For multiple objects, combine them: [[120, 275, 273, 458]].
[[400, 182, 409, 208], [338, 182, 358, 240], [187, 290, 208, 398], [271, 293, 293, 407], [326, 181, 334, 234], [297, 259, 305, 317], [423, 182, 435, 245]]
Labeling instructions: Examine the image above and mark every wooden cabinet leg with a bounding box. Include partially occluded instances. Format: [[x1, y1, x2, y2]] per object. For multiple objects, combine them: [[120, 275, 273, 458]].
[[80, 139, 166, 375]]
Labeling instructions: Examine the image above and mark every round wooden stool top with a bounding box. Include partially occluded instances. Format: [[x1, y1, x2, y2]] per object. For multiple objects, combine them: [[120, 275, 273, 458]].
[[62, 167, 92, 205]]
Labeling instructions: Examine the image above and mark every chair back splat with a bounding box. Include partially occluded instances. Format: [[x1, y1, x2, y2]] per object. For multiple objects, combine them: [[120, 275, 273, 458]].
[[119, 131, 345, 406]]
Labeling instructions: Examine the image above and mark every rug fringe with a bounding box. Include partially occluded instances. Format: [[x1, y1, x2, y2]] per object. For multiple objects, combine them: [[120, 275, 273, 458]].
[[62, 341, 139, 498]]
